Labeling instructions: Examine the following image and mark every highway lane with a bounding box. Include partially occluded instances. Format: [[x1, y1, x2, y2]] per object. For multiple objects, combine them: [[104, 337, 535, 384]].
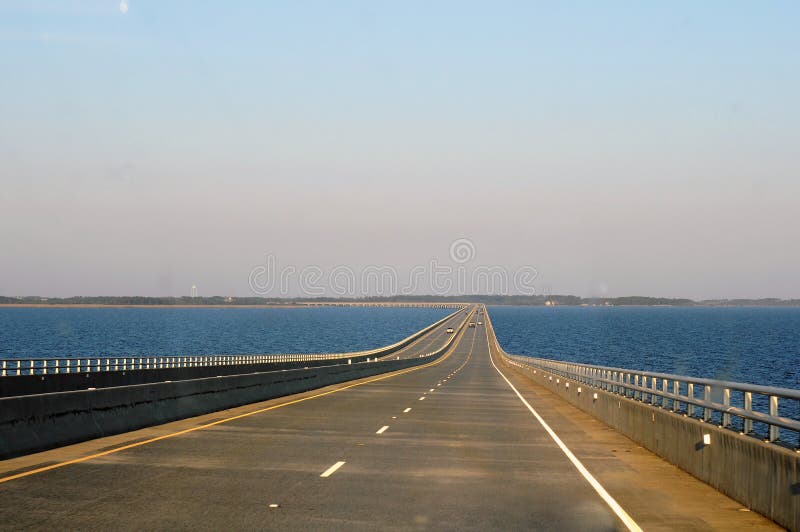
[[377, 307, 467, 361], [0, 307, 778, 530]]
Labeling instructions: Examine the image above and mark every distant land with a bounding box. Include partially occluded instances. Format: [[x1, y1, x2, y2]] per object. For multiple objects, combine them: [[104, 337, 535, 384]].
[[1, 295, 799, 307]]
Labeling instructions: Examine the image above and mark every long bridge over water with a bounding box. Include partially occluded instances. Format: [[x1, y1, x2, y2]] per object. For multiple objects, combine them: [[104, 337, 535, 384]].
[[0, 306, 797, 530]]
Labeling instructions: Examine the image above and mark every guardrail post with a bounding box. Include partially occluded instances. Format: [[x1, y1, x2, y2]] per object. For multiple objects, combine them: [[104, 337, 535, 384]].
[[673, 380, 680, 412], [650, 377, 657, 405], [55, 359, 60, 374], [687, 383, 694, 417], [633, 374, 640, 400], [42, 359, 47, 375], [722, 388, 731, 427], [1, 360, 5, 377], [769, 396, 780, 442], [703, 385, 712, 422], [662, 379, 668, 408], [743, 392, 753, 434]]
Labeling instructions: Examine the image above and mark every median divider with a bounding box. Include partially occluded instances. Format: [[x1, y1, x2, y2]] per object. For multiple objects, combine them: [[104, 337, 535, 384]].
[[0, 307, 474, 460]]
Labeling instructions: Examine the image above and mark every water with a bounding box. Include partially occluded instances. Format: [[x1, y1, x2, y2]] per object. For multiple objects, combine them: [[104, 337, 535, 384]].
[[489, 306, 800, 390], [490, 306, 800, 444], [0, 307, 451, 359]]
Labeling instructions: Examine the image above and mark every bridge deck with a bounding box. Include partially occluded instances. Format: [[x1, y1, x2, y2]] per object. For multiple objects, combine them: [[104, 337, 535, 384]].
[[0, 321, 778, 530]]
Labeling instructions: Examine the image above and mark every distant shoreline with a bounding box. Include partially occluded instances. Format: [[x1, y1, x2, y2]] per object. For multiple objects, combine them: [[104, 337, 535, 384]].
[[2, 295, 799, 308], [2, 303, 799, 309], [0, 304, 305, 309]]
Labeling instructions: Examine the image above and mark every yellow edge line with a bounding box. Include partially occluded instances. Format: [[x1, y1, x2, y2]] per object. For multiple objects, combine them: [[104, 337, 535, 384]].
[[0, 309, 474, 486]]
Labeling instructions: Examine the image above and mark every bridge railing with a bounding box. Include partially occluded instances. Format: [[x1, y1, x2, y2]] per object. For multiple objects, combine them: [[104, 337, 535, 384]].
[[0, 354, 346, 376], [503, 353, 800, 448], [483, 308, 800, 449], [0, 306, 469, 377]]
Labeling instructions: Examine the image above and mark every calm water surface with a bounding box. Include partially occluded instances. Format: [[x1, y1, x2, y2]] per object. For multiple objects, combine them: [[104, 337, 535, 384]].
[[489, 306, 800, 390], [0, 307, 451, 359]]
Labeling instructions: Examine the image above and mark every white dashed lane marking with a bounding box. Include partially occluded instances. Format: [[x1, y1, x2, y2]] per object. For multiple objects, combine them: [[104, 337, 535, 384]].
[[320, 461, 346, 478]]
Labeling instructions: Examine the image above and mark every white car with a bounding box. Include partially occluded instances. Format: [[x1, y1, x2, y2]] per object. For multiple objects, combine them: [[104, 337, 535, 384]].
[[468, 322, 475, 328], [446, 328, 455, 334], [477, 321, 483, 326]]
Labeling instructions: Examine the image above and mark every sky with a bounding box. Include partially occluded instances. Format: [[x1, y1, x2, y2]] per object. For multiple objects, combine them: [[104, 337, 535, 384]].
[[1, 1, 798, 299]]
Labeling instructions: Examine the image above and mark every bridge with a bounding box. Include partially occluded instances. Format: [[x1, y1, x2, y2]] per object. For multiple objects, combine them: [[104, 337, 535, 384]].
[[297, 302, 467, 308], [0, 306, 797, 530]]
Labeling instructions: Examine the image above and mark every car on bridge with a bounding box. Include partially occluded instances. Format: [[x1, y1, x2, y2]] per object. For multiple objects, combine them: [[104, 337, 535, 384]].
[[446, 328, 454, 334], [468, 322, 475, 327]]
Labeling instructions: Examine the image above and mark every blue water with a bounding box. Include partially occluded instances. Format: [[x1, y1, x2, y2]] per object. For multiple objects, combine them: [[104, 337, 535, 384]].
[[489, 306, 800, 390], [0, 307, 451, 359], [491, 306, 800, 444]]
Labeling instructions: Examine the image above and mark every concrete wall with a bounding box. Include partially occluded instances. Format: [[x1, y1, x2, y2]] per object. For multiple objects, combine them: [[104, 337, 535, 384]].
[[0, 352, 442, 460], [497, 354, 800, 531]]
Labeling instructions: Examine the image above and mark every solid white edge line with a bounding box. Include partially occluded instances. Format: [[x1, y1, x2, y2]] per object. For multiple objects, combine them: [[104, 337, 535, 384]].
[[320, 461, 346, 478], [376, 425, 389, 434], [485, 322, 642, 532]]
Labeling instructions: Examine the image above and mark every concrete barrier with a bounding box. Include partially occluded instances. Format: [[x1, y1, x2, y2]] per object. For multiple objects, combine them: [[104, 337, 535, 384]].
[[0, 308, 473, 460], [485, 312, 800, 531]]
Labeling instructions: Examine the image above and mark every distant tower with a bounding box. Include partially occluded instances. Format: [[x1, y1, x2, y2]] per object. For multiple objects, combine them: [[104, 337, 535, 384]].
[[191, 285, 198, 298]]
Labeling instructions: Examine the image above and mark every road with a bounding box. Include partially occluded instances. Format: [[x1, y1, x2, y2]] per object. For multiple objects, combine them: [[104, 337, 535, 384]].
[[0, 312, 778, 530], [378, 309, 465, 360]]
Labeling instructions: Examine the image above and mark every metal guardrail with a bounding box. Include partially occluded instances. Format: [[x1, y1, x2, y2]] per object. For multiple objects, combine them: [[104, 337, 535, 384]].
[[0, 354, 349, 376], [1, 306, 469, 377], [483, 308, 800, 449]]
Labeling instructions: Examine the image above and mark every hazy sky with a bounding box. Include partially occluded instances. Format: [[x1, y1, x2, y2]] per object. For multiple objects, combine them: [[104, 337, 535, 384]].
[[1, 1, 798, 299]]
